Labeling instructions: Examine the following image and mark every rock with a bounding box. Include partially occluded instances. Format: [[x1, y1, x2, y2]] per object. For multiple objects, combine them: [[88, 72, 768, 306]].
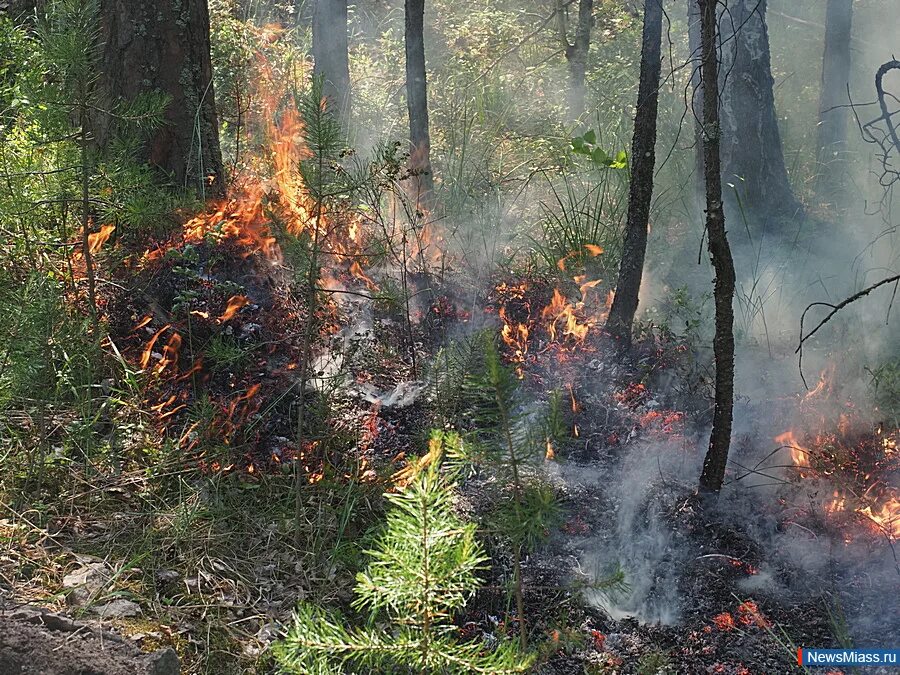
[[90, 598, 142, 618], [62, 562, 110, 607], [154, 569, 180, 585], [144, 647, 180, 675]]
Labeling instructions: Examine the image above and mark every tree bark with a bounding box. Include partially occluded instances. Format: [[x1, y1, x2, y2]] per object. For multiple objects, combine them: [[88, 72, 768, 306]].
[[698, 0, 736, 495], [1, 0, 43, 21], [405, 0, 434, 205], [312, 0, 351, 130], [96, 0, 225, 198], [688, 0, 705, 207], [557, 0, 593, 119], [718, 0, 800, 225], [816, 0, 852, 194], [605, 0, 663, 345]]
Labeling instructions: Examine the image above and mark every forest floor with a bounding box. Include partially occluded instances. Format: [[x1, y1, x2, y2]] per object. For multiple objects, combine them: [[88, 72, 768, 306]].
[[2, 200, 899, 674]]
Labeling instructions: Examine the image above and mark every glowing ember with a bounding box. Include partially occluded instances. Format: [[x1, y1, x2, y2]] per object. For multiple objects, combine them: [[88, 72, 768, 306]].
[[736, 601, 770, 629], [712, 612, 735, 631]]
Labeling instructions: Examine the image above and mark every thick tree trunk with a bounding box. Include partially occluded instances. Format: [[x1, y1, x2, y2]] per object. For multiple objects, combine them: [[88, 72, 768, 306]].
[[96, 0, 225, 198], [816, 0, 853, 195], [605, 0, 663, 345], [312, 0, 351, 129], [698, 0, 736, 495], [405, 0, 434, 204], [718, 0, 800, 226]]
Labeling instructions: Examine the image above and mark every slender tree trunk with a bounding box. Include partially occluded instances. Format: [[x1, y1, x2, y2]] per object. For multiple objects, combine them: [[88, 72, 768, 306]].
[[718, 0, 800, 226], [605, 0, 663, 345], [698, 0, 736, 495], [96, 0, 225, 198], [816, 0, 853, 197], [312, 0, 351, 130], [688, 0, 705, 207], [405, 0, 434, 205], [557, 0, 593, 119]]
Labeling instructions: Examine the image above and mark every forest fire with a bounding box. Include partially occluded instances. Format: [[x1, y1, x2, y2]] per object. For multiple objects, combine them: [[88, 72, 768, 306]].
[[774, 370, 900, 540], [493, 261, 613, 371], [7, 1, 900, 671]]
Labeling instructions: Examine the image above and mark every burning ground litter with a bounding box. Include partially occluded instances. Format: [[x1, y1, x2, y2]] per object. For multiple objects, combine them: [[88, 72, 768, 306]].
[[3, 7, 900, 673]]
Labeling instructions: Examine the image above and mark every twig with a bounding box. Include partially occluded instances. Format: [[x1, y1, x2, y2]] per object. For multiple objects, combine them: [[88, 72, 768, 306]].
[[796, 274, 900, 387]]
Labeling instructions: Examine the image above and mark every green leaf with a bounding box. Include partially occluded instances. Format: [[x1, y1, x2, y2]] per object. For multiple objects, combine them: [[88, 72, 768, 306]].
[[582, 129, 596, 145], [609, 150, 628, 169], [591, 147, 610, 166]]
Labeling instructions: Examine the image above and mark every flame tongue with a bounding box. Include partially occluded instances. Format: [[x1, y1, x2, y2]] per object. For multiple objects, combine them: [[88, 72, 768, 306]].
[[219, 295, 250, 322], [775, 368, 900, 540]]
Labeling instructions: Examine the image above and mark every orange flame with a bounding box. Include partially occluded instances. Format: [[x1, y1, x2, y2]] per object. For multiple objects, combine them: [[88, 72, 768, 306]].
[[774, 430, 811, 473], [141, 324, 171, 370], [541, 288, 592, 343], [859, 498, 900, 539], [218, 295, 249, 322], [155, 333, 182, 375], [349, 261, 379, 291], [87, 223, 115, 253], [499, 306, 529, 375]]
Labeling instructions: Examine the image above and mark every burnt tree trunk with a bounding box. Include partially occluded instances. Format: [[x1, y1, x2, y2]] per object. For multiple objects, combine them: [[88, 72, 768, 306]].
[[816, 0, 853, 196], [312, 0, 351, 129], [97, 0, 225, 198], [718, 0, 800, 226], [405, 0, 434, 204], [605, 0, 663, 345], [698, 0, 736, 495], [558, 0, 593, 119]]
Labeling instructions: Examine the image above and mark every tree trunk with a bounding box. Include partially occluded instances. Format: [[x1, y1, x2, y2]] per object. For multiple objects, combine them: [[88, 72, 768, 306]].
[[405, 0, 434, 205], [718, 0, 800, 226], [816, 0, 853, 196], [558, 0, 593, 119], [698, 0, 736, 495], [687, 0, 705, 207], [605, 0, 663, 345], [312, 0, 351, 130], [96, 0, 225, 198], [1, 0, 43, 21]]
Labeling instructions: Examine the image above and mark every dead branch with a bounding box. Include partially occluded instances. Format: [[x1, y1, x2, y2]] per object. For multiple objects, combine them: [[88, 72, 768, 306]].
[[796, 273, 900, 387]]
